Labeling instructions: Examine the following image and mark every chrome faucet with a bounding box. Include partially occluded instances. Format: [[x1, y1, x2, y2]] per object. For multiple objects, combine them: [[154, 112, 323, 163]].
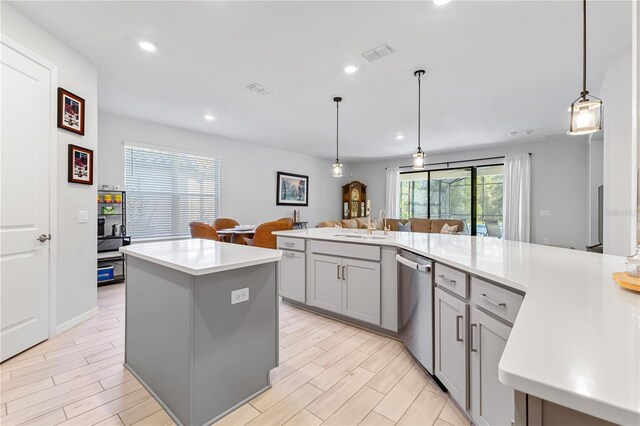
[[379, 209, 390, 235]]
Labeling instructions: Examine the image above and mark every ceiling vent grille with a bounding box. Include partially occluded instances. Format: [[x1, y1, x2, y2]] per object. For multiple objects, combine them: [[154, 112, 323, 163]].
[[246, 83, 273, 95], [361, 44, 395, 62]]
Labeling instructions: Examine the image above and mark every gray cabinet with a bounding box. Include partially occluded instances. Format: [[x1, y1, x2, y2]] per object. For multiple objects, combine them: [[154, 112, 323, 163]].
[[470, 306, 514, 426], [310, 254, 342, 313], [342, 258, 381, 324], [309, 253, 381, 325], [279, 250, 306, 303], [435, 286, 468, 410]]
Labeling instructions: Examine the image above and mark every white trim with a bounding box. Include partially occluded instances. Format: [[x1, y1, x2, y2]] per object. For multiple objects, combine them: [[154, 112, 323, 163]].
[[122, 139, 221, 160], [0, 35, 60, 339], [55, 307, 100, 335]]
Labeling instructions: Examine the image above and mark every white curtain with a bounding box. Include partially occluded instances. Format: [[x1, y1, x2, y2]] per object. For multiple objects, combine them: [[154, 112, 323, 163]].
[[503, 154, 531, 242], [385, 167, 401, 218]]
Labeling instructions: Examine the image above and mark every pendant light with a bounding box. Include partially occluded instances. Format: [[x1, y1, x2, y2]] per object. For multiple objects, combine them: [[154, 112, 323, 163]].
[[568, 0, 603, 135], [332, 96, 344, 177], [412, 70, 426, 169]]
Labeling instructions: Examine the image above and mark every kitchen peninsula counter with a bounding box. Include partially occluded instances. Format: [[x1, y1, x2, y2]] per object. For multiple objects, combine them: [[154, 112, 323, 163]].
[[273, 228, 639, 425]]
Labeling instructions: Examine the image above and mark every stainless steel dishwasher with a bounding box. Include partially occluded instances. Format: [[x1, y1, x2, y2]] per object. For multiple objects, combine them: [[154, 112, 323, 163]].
[[397, 250, 434, 374]]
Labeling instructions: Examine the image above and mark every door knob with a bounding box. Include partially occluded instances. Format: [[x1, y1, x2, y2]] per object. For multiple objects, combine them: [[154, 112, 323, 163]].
[[37, 234, 52, 242]]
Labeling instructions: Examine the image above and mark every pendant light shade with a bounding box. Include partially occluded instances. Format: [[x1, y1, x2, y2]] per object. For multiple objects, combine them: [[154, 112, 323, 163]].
[[412, 70, 426, 169], [568, 0, 603, 135], [412, 148, 425, 169], [332, 97, 343, 177]]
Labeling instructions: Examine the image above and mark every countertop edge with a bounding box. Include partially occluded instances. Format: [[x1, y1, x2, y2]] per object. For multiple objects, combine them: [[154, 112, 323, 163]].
[[498, 367, 640, 425], [120, 246, 282, 276]]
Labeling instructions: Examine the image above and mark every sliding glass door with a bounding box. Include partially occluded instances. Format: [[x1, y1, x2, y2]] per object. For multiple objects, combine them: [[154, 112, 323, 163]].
[[476, 165, 504, 237], [399, 165, 504, 236]]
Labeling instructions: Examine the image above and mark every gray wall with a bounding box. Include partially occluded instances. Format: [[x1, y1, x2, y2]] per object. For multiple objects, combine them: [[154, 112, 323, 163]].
[[98, 113, 343, 230], [2, 3, 99, 331], [342, 137, 590, 250]]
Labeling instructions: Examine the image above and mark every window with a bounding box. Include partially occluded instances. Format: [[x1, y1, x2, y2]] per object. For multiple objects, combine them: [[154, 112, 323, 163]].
[[124, 144, 220, 239], [399, 164, 504, 236]]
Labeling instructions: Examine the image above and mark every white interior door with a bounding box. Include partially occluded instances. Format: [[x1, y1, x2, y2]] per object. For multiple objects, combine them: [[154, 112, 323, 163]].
[[1, 42, 52, 362]]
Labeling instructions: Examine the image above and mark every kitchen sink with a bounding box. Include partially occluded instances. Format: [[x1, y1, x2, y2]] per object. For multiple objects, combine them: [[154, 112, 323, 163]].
[[333, 234, 388, 240]]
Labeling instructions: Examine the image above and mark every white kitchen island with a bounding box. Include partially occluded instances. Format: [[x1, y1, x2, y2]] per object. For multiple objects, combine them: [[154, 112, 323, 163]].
[[273, 228, 640, 426], [120, 239, 281, 426]]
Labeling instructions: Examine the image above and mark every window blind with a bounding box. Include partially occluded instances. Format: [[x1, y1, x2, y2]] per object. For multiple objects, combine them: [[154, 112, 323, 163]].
[[124, 144, 220, 239]]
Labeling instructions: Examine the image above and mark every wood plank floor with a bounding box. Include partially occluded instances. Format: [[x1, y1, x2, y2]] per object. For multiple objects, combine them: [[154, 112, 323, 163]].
[[0, 284, 470, 426]]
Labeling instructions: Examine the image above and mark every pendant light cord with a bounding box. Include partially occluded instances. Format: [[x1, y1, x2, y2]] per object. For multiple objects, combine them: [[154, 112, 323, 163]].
[[582, 0, 587, 98], [336, 100, 339, 162], [417, 72, 422, 151]]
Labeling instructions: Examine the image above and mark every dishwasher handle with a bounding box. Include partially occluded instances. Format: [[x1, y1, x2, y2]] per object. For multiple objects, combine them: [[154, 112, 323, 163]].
[[396, 254, 431, 273]]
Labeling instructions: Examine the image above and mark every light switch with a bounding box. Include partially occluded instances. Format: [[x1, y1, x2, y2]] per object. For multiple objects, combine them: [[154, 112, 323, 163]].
[[78, 210, 89, 223], [540, 210, 551, 217]]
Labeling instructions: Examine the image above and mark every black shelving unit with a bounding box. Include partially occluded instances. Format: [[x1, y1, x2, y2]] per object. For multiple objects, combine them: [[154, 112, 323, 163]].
[[97, 190, 130, 285]]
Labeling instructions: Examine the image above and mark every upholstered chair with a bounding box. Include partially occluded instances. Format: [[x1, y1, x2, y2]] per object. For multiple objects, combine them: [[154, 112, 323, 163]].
[[214, 218, 239, 242], [189, 222, 220, 241], [278, 217, 294, 228], [245, 220, 293, 249]]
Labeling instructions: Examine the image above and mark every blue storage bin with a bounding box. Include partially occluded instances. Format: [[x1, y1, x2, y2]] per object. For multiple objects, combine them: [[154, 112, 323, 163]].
[[98, 266, 114, 282]]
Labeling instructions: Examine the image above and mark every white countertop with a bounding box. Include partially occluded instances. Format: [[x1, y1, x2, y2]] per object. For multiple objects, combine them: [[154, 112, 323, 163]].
[[120, 238, 282, 276], [274, 228, 640, 425]]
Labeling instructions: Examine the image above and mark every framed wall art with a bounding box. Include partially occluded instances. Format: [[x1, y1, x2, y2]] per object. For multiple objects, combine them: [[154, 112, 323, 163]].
[[68, 144, 93, 185], [58, 88, 85, 135], [277, 172, 308, 206]]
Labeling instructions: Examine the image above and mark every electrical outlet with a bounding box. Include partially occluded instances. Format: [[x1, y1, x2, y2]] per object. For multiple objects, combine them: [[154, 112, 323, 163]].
[[78, 210, 89, 223], [544, 238, 550, 244], [231, 287, 249, 305], [540, 210, 551, 217]]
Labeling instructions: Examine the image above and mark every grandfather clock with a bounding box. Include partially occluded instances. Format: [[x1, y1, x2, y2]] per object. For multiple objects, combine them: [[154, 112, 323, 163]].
[[342, 181, 367, 219]]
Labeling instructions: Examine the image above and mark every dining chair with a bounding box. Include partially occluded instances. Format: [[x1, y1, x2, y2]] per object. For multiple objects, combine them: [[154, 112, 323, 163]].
[[214, 218, 239, 242], [245, 220, 293, 249], [189, 222, 220, 241], [278, 217, 294, 227]]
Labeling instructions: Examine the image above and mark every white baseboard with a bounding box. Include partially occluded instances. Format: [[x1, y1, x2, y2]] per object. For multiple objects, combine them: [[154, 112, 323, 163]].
[[54, 306, 99, 336]]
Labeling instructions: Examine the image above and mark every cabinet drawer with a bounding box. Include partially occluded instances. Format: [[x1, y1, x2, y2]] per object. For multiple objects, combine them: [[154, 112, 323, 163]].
[[309, 240, 380, 261], [277, 236, 305, 252], [471, 277, 523, 324], [435, 263, 468, 299]]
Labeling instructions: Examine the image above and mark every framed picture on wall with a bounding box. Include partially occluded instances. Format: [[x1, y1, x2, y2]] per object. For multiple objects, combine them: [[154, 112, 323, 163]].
[[277, 171, 309, 206], [57, 88, 85, 135], [68, 144, 93, 185]]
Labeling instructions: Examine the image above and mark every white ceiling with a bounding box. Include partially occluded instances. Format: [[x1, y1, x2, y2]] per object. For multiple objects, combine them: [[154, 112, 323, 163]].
[[10, 1, 632, 161]]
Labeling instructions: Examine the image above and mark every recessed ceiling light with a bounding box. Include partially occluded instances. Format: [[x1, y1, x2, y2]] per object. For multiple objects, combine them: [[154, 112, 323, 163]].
[[138, 40, 158, 52], [395, 134, 405, 140], [433, 0, 451, 5], [204, 114, 216, 121], [344, 65, 359, 74]]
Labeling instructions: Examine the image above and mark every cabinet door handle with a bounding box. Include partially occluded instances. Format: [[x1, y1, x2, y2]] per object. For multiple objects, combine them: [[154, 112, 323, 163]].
[[283, 252, 296, 258], [455, 315, 463, 342], [481, 293, 506, 308], [337, 265, 341, 280], [342, 266, 346, 281], [438, 274, 457, 286], [470, 323, 478, 352], [284, 242, 295, 246]]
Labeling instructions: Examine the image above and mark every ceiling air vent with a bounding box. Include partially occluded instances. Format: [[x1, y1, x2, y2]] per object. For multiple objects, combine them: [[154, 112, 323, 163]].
[[246, 83, 273, 95], [361, 44, 395, 62]]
